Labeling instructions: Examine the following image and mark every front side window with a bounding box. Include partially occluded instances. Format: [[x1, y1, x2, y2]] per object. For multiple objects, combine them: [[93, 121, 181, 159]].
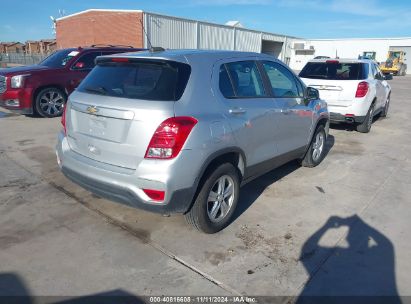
[[77, 60, 191, 101], [72, 52, 101, 70], [262, 61, 299, 98], [221, 61, 266, 98]]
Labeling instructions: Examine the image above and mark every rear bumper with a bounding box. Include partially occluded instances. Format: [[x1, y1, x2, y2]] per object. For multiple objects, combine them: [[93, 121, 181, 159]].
[[330, 112, 366, 124], [61, 166, 195, 214], [380, 67, 399, 74], [56, 132, 197, 215], [0, 88, 34, 114]]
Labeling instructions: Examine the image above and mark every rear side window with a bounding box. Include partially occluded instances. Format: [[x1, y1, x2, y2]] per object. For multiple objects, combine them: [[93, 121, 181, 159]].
[[299, 62, 367, 80], [219, 66, 235, 98], [262, 61, 300, 98], [77, 60, 191, 101], [219, 61, 266, 98]]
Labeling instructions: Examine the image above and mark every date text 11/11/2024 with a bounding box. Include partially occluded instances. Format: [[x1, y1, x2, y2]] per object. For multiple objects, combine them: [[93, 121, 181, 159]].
[[148, 296, 257, 303]]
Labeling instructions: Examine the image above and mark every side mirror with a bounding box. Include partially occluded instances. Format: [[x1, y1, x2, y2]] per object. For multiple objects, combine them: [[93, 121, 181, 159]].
[[384, 74, 393, 80], [306, 87, 320, 101], [73, 62, 85, 69]]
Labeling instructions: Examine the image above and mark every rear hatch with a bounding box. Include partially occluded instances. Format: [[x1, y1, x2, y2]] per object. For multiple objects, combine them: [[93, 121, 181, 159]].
[[299, 61, 367, 107], [65, 57, 191, 170]]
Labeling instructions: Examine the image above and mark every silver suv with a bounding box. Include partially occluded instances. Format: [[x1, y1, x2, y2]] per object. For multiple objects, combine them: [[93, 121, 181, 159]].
[[56, 50, 329, 233]]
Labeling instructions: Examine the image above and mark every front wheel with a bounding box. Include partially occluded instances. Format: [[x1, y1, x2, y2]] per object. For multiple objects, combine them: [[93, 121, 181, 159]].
[[35, 87, 66, 118], [301, 125, 327, 168], [185, 163, 240, 234]]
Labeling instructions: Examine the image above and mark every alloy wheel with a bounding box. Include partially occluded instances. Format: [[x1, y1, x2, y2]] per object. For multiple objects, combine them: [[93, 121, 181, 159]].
[[312, 131, 325, 162], [39, 90, 65, 116], [207, 175, 235, 223]]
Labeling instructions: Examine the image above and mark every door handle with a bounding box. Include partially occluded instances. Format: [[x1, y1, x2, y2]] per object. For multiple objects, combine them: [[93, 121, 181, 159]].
[[281, 108, 291, 114], [229, 108, 246, 115]]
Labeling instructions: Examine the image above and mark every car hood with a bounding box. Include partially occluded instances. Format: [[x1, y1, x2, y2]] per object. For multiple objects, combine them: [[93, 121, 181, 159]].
[[0, 65, 53, 76]]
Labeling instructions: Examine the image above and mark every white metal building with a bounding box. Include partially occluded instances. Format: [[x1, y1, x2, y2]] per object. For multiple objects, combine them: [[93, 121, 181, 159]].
[[144, 12, 295, 63], [290, 37, 411, 73]]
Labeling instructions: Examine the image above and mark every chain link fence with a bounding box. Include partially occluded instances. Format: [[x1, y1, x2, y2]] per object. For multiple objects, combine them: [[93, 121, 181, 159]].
[[0, 52, 48, 66]]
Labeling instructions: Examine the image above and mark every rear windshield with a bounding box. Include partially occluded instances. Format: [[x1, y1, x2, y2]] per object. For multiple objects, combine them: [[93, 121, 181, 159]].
[[299, 62, 367, 80], [77, 60, 191, 101]]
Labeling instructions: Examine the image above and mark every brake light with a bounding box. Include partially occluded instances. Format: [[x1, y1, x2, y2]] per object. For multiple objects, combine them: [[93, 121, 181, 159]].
[[355, 81, 369, 98], [326, 60, 339, 64], [145, 116, 198, 159], [143, 189, 165, 202], [111, 57, 129, 62], [61, 104, 67, 134]]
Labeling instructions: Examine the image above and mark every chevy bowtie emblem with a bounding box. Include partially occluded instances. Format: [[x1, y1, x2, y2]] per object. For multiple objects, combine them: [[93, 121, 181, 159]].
[[87, 106, 99, 115]]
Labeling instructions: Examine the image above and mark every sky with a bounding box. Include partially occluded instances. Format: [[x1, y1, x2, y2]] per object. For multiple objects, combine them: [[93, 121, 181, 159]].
[[1, 0, 410, 42]]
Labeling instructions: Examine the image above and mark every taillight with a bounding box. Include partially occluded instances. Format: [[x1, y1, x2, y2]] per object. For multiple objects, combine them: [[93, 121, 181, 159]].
[[61, 104, 67, 134], [143, 189, 165, 202], [145, 116, 198, 159], [111, 57, 129, 63], [355, 81, 369, 98], [326, 60, 339, 64]]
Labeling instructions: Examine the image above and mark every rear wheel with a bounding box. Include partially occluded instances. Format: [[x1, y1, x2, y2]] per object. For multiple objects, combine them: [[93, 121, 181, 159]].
[[185, 163, 240, 234], [356, 104, 374, 133], [35, 87, 66, 118], [301, 125, 326, 168]]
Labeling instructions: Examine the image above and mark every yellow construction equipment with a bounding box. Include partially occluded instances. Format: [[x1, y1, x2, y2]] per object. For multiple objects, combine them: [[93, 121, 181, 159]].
[[380, 50, 407, 76]]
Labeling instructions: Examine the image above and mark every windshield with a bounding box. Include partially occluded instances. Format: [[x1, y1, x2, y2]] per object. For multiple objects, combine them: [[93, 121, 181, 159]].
[[299, 62, 367, 80], [77, 60, 191, 101], [39, 49, 79, 68], [388, 52, 401, 60]]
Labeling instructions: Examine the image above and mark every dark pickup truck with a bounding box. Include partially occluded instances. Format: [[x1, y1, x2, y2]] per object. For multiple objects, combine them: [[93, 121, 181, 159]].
[[0, 45, 143, 117]]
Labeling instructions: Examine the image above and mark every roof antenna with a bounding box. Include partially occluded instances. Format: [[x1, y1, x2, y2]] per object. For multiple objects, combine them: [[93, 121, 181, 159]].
[[139, 19, 164, 53]]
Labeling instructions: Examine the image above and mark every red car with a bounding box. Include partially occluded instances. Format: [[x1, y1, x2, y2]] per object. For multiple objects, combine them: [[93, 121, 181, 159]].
[[0, 45, 143, 117]]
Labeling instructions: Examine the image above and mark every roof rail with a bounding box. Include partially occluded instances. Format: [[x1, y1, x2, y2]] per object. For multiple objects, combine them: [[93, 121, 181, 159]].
[[150, 47, 165, 53], [90, 44, 134, 48]]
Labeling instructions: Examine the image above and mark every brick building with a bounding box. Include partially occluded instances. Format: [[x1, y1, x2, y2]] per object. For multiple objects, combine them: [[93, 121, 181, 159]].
[[0, 42, 25, 53], [56, 10, 144, 49], [56, 9, 295, 62]]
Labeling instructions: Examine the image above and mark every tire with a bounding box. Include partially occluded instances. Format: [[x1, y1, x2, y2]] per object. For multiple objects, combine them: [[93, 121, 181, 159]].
[[35, 87, 66, 118], [301, 125, 327, 168], [185, 163, 240, 234], [356, 104, 375, 133], [381, 94, 390, 118]]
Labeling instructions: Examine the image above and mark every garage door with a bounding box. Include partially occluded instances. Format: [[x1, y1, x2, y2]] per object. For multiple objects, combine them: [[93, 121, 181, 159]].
[[390, 46, 411, 74]]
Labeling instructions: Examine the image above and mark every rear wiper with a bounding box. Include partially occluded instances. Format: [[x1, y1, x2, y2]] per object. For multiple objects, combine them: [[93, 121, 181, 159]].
[[84, 86, 108, 95]]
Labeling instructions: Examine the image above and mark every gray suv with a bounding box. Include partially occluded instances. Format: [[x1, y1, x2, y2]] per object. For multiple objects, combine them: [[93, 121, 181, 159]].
[[56, 50, 329, 233]]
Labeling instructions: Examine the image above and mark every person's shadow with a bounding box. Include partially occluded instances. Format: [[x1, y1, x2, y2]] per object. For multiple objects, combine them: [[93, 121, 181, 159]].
[[296, 215, 401, 304]]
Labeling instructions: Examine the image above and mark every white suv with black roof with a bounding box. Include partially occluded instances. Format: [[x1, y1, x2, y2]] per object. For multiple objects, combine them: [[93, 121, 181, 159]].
[[299, 58, 392, 133]]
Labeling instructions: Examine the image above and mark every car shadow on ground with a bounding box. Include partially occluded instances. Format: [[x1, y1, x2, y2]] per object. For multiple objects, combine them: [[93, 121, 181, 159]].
[[0, 273, 146, 304], [232, 135, 335, 223], [295, 215, 400, 304]]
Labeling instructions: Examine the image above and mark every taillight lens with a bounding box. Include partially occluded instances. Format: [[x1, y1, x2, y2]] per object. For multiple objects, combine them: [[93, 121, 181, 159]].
[[143, 189, 165, 202], [111, 57, 129, 62], [61, 104, 67, 134], [355, 81, 369, 98], [145, 116, 198, 159]]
